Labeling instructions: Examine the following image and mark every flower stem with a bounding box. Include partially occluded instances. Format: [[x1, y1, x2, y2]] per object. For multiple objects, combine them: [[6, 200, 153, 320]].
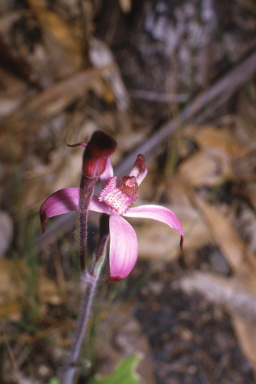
[[79, 175, 98, 273], [61, 272, 97, 384], [62, 215, 110, 384]]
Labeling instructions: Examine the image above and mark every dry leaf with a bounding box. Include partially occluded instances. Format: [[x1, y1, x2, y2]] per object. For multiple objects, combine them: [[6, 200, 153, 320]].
[[194, 126, 249, 160], [245, 182, 256, 211], [232, 318, 256, 367], [89, 38, 130, 111], [0, 211, 13, 257], [177, 150, 232, 187], [27, 0, 82, 78], [236, 86, 256, 151], [0, 68, 28, 118], [182, 125, 253, 183], [38, 270, 61, 305], [0, 68, 102, 162], [0, 259, 61, 319], [119, 0, 132, 13], [190, 193, 256, 277]]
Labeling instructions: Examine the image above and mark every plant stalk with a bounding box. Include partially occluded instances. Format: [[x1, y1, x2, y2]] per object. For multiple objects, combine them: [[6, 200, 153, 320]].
[[62, 273, 97, 384], [79, 175, 98, 273], [62, 215, 110, 384]]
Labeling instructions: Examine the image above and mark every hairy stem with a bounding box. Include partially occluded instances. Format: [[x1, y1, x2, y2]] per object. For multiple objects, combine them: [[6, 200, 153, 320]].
[[79, 175, 98, 273], [62, 215, 109, 384], [62, 273, 97, 384]]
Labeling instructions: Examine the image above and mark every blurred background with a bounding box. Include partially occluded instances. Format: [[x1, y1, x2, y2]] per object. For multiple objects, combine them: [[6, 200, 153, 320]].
[[0, 0, 256, 383]]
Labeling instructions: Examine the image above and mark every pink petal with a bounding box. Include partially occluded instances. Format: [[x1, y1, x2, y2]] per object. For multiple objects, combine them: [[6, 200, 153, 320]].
[[40, 189, 108, 233], [40, 188, 79, 233], [89, 196, 109, 214], [124, 204, 184, 250], [107, 215, 138, 283], [100, 157, 114, 187]]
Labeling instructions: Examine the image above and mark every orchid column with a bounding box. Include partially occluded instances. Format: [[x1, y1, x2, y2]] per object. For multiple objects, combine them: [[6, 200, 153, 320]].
[[69, 131, 117, 275]]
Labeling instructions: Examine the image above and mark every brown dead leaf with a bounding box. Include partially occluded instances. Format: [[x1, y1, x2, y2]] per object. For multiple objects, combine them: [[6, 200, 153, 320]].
[[232, 317, 256, 367], [0, 259, 61, 319], [89, 38, 130, 111], [190, 193, 256, 280], [0, 259, 26, 303], [236, 86, 256, 151], [193, 126, 250, 160], [186, 192, 256, 371], [177, 150, 231, 187], [245, 182, 256, 211], [0, 68, 103, 162], [0, 68, 27, 118], [119, 0, 132, 13], [0, 303, 21, 320], [27, 0, 82, 78], [0, 211, 13, 257], [38, 271, 61, 305], [182, 124, 254, 183]]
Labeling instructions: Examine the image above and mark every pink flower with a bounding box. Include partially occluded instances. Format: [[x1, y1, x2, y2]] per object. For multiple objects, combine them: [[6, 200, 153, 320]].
[[40, 154, 183, 283]]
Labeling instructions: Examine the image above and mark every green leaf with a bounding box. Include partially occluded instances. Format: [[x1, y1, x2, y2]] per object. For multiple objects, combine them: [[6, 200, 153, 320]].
[[45, 378, 60, 384], [89, 354, 141, 384]]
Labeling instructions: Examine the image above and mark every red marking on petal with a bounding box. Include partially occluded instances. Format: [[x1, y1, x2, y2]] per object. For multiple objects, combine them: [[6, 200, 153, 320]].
[[105, 276, 123, 284], [129, 154, 148, 185], [180, 236, 184, 251]]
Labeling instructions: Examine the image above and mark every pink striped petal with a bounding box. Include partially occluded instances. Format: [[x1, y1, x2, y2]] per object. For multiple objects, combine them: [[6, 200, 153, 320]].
[[107, 215, 138, 283], [40, 189, 108, 232], [100, 157, 114, 187], [40, 188, 79, 232], [124, 204, 184, 250]]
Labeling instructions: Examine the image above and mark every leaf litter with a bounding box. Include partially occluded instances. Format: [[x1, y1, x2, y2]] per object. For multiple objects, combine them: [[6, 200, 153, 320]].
[[0, 0, 256, 383]]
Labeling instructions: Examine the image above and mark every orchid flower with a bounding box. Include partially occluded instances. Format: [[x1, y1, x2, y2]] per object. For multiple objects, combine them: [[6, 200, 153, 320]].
[[40, 153, 183, 283]]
